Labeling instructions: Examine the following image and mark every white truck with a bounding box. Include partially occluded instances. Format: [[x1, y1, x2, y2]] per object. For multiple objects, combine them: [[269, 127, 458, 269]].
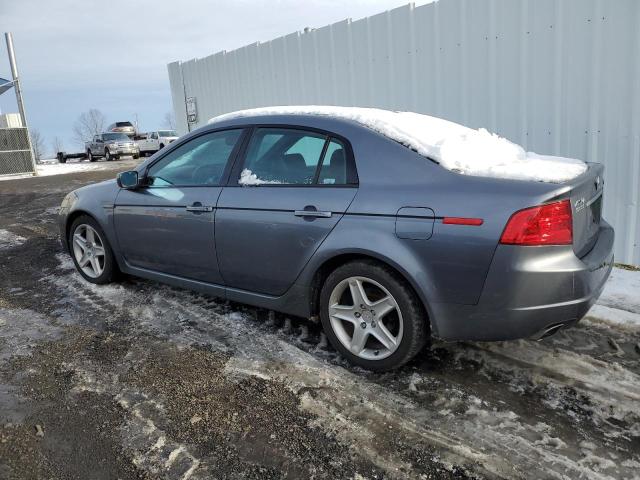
[[135, 130, 178, 156]]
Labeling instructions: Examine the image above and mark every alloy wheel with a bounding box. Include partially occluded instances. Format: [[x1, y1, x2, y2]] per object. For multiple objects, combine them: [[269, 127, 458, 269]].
[[328, 276, 403, 360], [72, 224, 106, 278]]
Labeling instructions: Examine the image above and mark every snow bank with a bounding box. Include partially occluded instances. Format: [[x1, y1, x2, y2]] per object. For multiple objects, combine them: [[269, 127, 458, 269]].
[[209, 106, 588, 183], [0, 160, 135, 182], [36, 161, 110, 177], [586, 266, 640, 328]]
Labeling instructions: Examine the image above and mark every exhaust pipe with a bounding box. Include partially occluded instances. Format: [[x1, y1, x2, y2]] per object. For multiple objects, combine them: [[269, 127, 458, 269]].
[[533, 323, 565, 341]]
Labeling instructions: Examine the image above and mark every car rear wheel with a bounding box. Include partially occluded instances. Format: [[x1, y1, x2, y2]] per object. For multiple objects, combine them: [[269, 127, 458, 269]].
[[320, 260, 428, 371], [69, 215, 117, 284]]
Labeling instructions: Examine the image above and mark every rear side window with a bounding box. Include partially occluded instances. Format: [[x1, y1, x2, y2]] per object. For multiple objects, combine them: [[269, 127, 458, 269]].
[[241, 128, 326, 185], [239, 128, 357, 186], [147, 129, 242, 186], [318, 139, 348, 185]]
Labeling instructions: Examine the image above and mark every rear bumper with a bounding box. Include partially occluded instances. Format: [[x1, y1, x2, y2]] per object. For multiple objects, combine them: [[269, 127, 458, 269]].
[[430, 221, 614, 341]]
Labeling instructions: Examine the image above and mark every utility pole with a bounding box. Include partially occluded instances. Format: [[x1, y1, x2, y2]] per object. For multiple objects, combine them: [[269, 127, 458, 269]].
[[133, 112, 139, 134], [5, 32, 37, 173]]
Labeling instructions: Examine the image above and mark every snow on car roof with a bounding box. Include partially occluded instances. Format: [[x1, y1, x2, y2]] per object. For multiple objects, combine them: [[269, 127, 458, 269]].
[[209, 106, 588, 183]]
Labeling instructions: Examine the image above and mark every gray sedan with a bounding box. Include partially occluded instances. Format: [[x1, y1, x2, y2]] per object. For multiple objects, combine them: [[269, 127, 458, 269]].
[[58, 111, 614, 370]]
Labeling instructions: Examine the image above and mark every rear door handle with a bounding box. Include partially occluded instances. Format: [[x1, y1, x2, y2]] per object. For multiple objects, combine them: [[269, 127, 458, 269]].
[[294, 209, 332, 218], [186, 202, 213, 212]]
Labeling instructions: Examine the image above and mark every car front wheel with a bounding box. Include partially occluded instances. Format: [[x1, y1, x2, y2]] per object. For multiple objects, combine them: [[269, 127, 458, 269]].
[[69, 215, 117, 284], [320, 260, 428, 371]]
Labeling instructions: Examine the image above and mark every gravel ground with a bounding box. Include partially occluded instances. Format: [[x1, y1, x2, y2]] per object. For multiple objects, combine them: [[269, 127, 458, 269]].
[[0, 161, 639, 479]]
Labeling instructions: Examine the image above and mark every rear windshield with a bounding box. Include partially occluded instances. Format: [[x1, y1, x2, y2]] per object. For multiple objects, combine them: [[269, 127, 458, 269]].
[[158, 130, 176, 137], [115, 122, 133, 127]]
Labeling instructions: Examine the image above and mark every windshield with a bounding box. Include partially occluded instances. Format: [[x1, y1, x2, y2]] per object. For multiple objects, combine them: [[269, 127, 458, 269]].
[[158, 130, 176, 137], [103, 133, 130, 141]]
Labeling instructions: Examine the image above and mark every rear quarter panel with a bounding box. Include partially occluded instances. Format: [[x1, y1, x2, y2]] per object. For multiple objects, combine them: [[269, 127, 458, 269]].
[[353, 132, 562, 298]]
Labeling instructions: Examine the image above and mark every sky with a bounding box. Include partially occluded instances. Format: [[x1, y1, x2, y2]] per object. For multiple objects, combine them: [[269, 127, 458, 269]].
[[0, 0, 429, 156]]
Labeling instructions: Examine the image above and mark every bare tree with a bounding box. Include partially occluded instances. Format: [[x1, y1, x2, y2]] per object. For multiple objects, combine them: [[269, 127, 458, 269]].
[[163, 111, 176, 130], [52, 136, 64, 154], [73, 109, 106, 146], [30, 129, 45, 162]]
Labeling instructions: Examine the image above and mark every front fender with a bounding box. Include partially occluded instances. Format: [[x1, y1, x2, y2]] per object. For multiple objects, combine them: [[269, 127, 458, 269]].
[[59, 180, 120, 255]]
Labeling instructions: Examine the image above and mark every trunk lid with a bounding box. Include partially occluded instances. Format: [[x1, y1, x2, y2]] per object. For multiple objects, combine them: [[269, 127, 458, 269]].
[[567, 163, 604, 257]]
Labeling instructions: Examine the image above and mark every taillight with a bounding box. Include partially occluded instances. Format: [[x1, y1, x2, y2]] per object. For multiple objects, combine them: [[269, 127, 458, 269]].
[[500, 199, 572, 246]]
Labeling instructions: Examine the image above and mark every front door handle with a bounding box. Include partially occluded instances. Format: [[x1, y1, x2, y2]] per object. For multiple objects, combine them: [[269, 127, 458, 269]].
[[294, 209, 332, 218], [186, 202, 213, 213]]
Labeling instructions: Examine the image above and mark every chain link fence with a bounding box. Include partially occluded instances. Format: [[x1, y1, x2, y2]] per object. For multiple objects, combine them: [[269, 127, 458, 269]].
[[0, 127, 35, 176]]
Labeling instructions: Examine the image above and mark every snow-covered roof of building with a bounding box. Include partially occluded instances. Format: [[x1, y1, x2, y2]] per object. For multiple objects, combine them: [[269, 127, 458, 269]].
[[209, 106, 588, 183]]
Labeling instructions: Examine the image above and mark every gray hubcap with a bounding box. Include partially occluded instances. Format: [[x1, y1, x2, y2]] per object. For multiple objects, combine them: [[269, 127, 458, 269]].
[[328, 276, 403, 360], [72, 224, 106, 278]]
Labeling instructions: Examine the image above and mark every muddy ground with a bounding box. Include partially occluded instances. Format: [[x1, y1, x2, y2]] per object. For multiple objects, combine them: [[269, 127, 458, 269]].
[[0, 161, 639, 479]]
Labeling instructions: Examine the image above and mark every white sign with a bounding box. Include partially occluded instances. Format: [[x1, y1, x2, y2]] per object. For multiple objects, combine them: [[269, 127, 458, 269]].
[[186, 97, 197, 123]]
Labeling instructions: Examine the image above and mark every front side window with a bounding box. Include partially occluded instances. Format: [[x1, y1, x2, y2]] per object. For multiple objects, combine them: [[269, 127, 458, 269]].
[[146, 129, 242, 187], [240, 128, 327, 185]]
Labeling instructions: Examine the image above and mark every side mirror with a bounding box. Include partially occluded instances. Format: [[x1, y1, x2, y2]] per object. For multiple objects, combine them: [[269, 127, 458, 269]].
[[117, 170, 139, 189]]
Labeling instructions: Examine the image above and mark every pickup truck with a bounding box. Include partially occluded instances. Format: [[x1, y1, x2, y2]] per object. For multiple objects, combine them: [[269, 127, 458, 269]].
[[85, 133, 140, 162], [135, 130, 178, 156]]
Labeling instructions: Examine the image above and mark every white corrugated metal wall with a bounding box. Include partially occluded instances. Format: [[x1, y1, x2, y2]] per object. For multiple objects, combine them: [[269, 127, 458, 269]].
[[168, 0, 640, 265]]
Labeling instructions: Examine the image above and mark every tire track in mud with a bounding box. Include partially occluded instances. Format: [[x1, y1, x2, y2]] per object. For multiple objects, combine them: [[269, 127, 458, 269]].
[[45, 261, 640, 480]]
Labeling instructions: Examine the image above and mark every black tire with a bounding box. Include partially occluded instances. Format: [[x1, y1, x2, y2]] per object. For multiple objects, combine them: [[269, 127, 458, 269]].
[[319, 260, 429, 371], [133, 153, 140, 159], [59, 157, 67, 164], [159, 143, 165, 150], [105, 149, 112, 161], [88, 150, 95, 162], [68, 215, 118, 284]]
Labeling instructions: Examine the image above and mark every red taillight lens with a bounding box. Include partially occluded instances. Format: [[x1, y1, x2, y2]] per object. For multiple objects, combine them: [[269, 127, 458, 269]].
[[500, 199, 573, 246], [443, 217, 484, 226]]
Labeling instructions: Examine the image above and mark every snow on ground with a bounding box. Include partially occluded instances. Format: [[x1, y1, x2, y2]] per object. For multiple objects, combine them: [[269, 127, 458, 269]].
[[0, 158, 138, 182], [586, 266, 640, 328], [0, 229, 25, 250], [46, 260, 640, 480], [35, 161, 116, 177], [209, 106, 588, 183]]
